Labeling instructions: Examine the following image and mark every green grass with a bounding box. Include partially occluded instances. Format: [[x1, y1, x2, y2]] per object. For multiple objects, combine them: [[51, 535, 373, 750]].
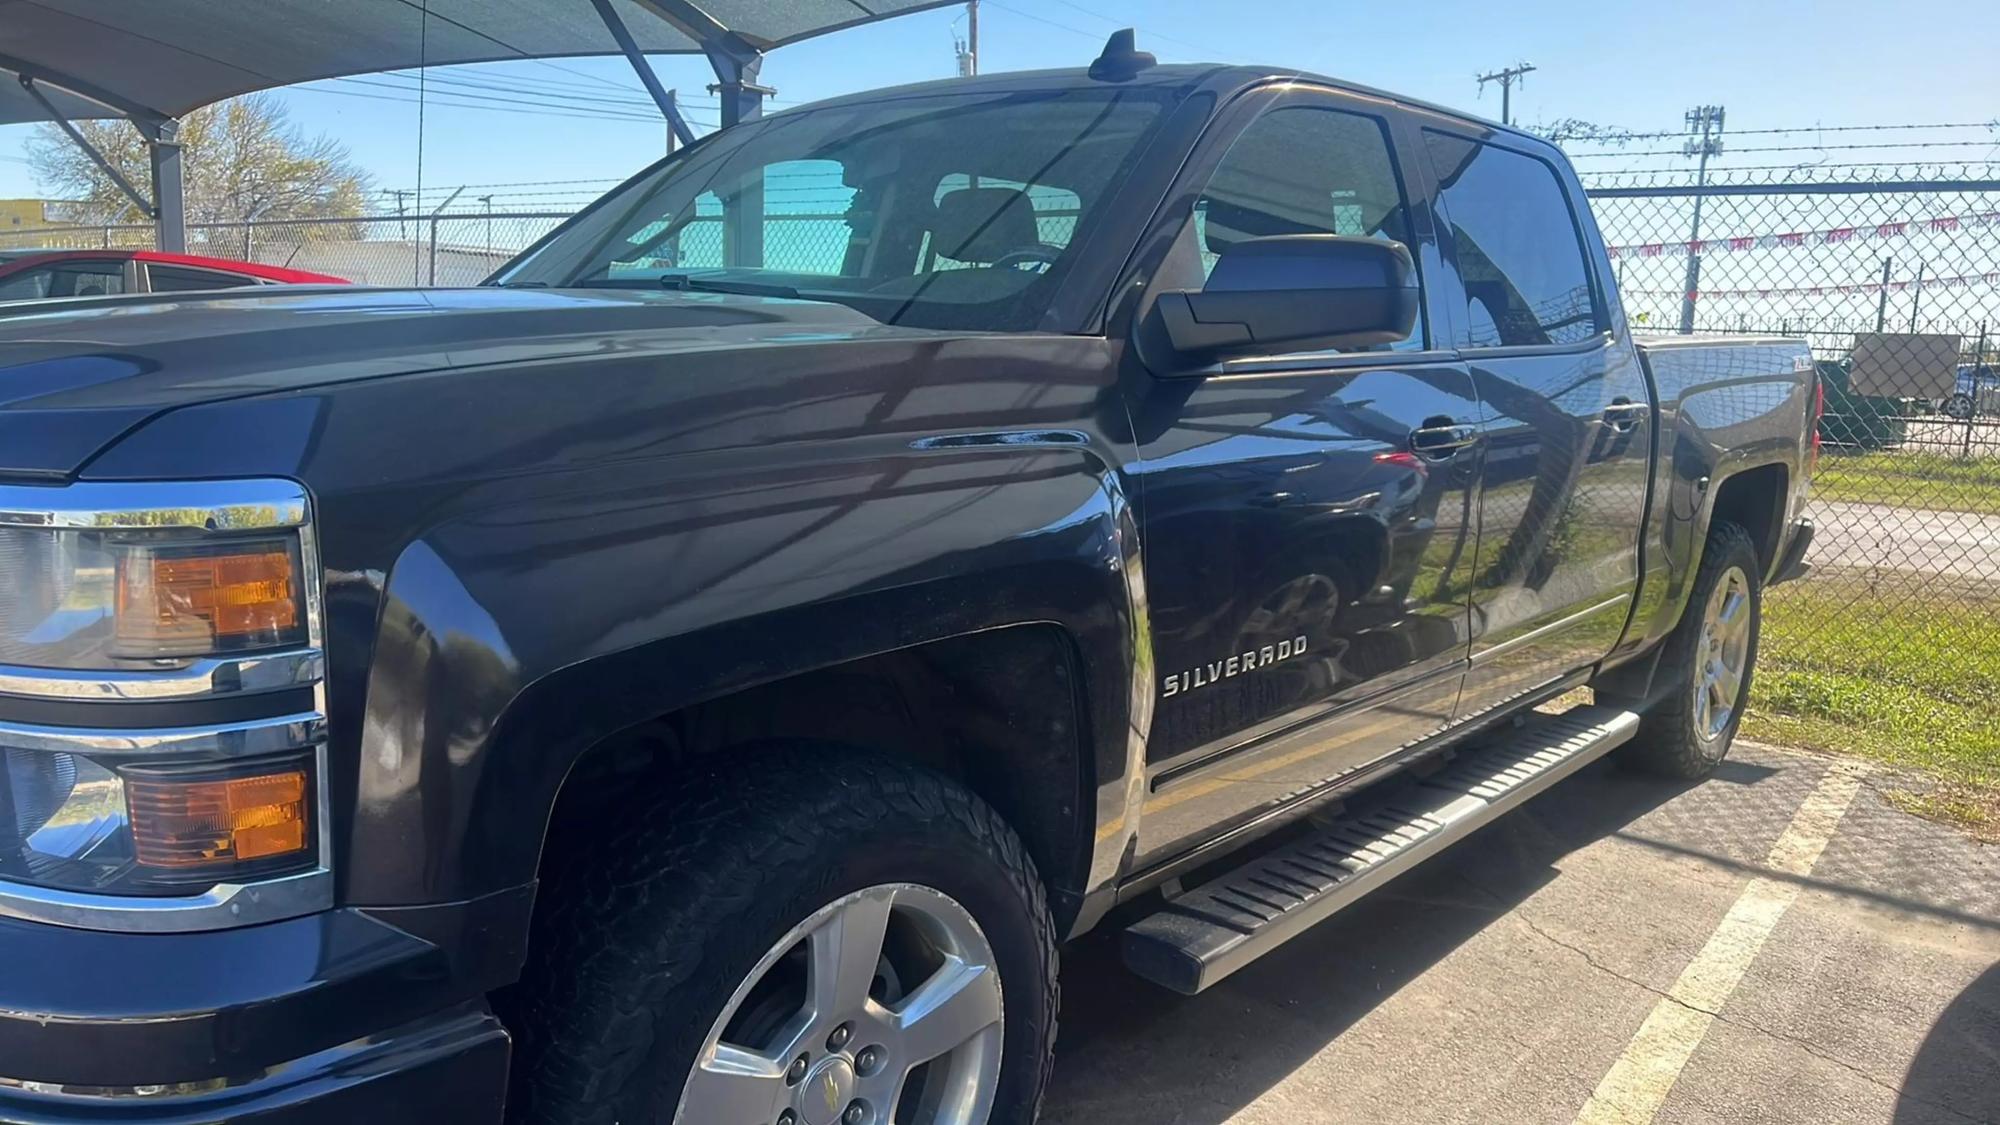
[[1812, 449, 2000, 516], [1746, 578, 2000, 841]]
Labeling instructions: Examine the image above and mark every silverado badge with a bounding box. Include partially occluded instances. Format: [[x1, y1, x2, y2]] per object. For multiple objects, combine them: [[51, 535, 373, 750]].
[[1161, 636, 1308, 698]]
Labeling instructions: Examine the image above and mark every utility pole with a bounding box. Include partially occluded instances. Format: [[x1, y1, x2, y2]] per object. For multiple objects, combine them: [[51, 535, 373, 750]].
[[1875, 255, 1894, 333], [955, 1, 980, 76], [1474, 62, 1535, 125], [386, 188, 411, 241], [1678, 104, 1725, 335]]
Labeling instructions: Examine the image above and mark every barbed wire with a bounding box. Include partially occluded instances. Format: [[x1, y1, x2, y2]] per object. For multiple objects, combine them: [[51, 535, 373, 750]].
[[1549, 120, 1999, 142]]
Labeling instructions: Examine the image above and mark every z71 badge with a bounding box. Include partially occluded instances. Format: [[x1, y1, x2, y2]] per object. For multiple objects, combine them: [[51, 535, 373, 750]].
[[1161, 636, 1308, 698]]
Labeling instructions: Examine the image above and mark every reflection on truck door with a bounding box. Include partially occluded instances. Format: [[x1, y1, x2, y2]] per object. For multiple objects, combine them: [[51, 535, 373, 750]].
[[1424, 130, 1653, 717], [1126, 92, 1479, 865]]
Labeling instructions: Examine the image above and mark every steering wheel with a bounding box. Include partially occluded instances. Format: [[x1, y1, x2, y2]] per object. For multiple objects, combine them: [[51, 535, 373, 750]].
[[987, 244, 1062, 272]]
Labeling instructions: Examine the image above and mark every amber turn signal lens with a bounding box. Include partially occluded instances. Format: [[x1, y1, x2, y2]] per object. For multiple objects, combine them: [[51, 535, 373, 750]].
[[115, 540, 302, 656], [126, 769, 310, 868]]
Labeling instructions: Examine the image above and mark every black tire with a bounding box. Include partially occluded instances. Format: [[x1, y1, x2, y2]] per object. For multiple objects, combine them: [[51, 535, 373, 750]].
[[1621, 521, 1762, 779], [503, 748, 1059, 1125]]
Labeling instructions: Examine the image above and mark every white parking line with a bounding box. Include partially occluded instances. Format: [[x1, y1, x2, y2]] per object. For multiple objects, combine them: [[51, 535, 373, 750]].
[[1572, 760, 1868, 1125]]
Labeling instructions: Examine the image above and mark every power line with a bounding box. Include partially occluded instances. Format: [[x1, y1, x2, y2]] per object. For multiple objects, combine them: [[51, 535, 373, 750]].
[[332, 76, 673, 122], [361, 72, 680, 111], [292, 82, 719, 128], [979, 1, 1102, 42], [368, 66, 744, 109], [1037, 0, 1244, 59], [350, 74, 726, 127]]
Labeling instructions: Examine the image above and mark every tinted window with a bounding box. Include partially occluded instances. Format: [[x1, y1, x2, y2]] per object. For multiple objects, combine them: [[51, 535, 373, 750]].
[[148, 265, 253, 292], [1425, 133, 1601, 348], [0, 261, 127, 301], [1195, 104, 1423, 351]]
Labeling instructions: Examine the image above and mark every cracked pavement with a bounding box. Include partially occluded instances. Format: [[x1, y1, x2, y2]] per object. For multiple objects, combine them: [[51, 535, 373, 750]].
[[1040, 741, 2000, 1125]]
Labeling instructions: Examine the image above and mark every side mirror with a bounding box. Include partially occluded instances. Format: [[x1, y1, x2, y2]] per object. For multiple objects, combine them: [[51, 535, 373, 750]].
[[1154, 235, 1420, 362]]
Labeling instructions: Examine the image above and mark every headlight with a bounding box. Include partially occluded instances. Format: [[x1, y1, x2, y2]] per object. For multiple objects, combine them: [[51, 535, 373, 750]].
[[4, 748, 133, 892], [0, 526, 306, 668], [0, 481, 324, 912]]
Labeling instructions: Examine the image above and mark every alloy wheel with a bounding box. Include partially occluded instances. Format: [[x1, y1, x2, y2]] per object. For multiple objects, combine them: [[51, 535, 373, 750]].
[[1693, 566, 1753, 740], [675, 883, 1005, 1125]]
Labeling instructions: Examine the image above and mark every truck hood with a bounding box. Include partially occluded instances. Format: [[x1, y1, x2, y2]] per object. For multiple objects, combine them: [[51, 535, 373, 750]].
[[0, 286, 917, 478]]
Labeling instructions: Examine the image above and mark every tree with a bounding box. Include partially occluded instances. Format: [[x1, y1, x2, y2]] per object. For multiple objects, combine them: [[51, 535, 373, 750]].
[[27, 93, 371, 226]]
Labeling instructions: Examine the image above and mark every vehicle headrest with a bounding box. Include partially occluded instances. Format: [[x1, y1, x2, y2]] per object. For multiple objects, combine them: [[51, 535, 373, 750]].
[[932, 187, 1041, 263]]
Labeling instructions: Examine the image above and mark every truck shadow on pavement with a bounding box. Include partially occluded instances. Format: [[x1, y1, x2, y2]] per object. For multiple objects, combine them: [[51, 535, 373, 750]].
[[1039, 756, 1754, 1125], [1896, 960, 2000, 1125]]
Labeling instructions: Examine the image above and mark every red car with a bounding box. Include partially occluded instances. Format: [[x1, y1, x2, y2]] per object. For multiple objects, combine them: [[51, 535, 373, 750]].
[[0, 249, 346, 302]]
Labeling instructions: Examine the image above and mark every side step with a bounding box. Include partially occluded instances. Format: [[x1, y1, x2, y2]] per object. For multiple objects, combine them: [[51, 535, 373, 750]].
[[1121, 705, 1641, 994]]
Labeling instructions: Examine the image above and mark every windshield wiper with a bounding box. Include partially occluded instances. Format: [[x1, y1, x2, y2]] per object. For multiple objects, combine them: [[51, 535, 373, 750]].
[[664, 276, 803, 299]]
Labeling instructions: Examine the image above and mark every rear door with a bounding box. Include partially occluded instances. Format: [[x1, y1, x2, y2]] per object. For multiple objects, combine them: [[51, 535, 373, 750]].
[[1421, 126, 1653, 717], [1125, 88, 1480, 865]]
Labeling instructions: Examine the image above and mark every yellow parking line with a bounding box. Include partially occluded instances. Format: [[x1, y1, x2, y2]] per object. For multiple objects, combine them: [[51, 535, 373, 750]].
[[1573, 760, 1867, 1125]]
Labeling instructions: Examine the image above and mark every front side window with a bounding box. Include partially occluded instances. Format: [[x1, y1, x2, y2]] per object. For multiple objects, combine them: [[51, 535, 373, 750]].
[[1425, 133, 1602, 348], [495, 87, 1172, 332], [1189, 103, 1424, 352]]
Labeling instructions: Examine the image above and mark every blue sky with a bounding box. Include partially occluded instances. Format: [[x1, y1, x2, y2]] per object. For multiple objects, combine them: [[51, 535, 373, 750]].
[[2, 0, 1996, 207]]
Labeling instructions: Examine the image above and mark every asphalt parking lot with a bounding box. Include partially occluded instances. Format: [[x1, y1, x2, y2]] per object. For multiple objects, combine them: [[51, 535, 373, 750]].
[[1806, 497, 2000, 581], [1042, 741, 2000, 1125]]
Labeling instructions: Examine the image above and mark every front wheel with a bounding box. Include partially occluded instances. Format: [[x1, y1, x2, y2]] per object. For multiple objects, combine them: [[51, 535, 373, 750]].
[[1621, 521, 1762, 778], [1943, 392, 1976, 420], [505, 750, 1059, 1125]]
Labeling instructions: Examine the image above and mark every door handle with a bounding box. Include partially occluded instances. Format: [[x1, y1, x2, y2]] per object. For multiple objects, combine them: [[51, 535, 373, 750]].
[[1409, 421, 1479, 461], [1604, 399, 1649, 433]]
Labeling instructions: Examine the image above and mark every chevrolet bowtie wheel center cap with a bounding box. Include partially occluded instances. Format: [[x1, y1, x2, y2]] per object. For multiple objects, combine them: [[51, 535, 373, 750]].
[[799, 1057, 857, 1125]]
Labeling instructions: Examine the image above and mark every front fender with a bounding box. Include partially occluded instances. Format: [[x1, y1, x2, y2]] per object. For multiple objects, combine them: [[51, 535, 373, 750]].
[[341, 439, 1145, 905]]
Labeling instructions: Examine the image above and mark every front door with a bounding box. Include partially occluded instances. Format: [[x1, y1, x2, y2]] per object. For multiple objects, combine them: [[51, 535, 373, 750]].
[[1126, 91, 1479, 866], [1421, 128, 1653, 717]]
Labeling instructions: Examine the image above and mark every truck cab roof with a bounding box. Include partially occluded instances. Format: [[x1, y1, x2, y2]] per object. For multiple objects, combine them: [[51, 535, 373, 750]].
[[783, 61, 1543, 150]]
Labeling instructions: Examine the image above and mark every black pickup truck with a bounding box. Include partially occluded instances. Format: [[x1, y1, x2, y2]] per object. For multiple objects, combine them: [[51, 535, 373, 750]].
[[0, 42, 1816, 1125]]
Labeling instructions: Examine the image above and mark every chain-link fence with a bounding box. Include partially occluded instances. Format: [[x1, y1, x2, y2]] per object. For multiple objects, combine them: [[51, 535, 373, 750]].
[[0, 205, 1084, 286], [1587, 169, 2000, 768], [0, 213, 571, 286]]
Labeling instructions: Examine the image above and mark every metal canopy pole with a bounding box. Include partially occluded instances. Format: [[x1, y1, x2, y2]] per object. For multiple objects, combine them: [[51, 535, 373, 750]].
[[139, 118, 185, 252], [11, 67, 184, 252], [627, 0, 772, 266], [17, 76, 151, 213], [590, 0, 696, 148], [706, 45, 766, 267]]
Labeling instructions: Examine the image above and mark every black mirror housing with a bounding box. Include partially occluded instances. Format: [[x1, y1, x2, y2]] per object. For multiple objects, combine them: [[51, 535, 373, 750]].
[[1155, 235, 1420, 362]]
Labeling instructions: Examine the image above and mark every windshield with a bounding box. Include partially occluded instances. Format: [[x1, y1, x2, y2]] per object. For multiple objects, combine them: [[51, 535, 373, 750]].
[[490, 85, 1172, 332]]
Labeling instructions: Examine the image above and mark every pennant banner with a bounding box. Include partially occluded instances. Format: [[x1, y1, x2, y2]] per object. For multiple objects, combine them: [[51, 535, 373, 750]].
[[1624, 270, 2000, 299], [1606, 209, 2000, 260]]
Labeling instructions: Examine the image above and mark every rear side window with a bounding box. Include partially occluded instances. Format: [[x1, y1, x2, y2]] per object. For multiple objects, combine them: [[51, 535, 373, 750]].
[[1195, 104, 1423, 351], [1425, 133, 1601, 348], [0, 261, 127, 301], [147, 265, 254, 292]]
